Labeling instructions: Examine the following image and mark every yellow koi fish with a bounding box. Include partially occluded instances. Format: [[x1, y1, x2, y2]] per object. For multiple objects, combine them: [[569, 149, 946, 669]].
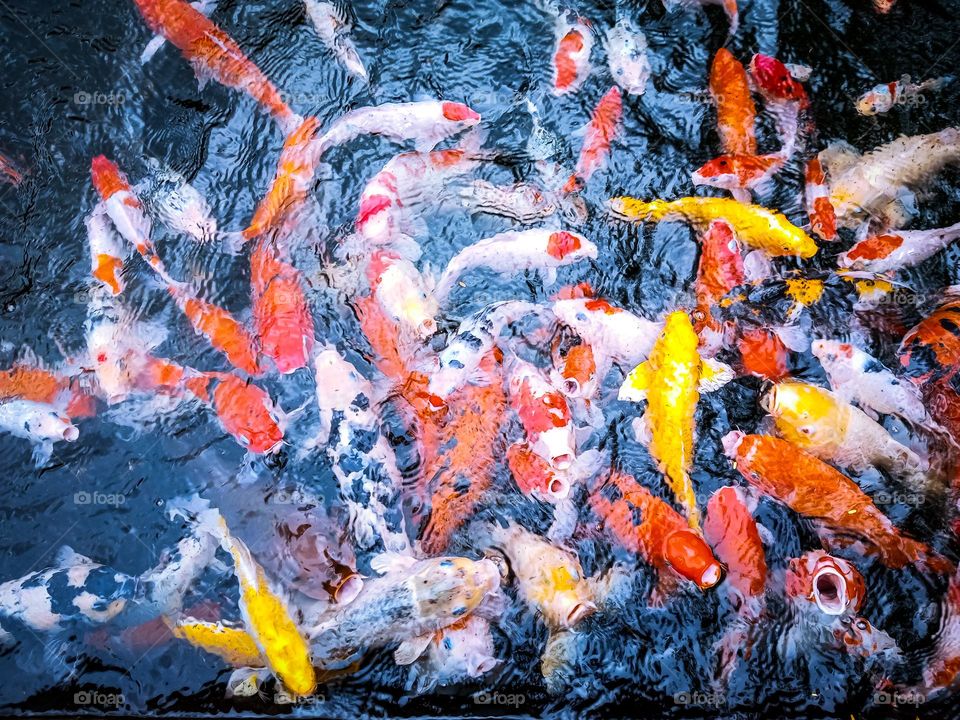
[[609, 196, 819, 258], [618, 311, 733, 528], [217, 518, 317, 697], [169, 618, 266, 668]]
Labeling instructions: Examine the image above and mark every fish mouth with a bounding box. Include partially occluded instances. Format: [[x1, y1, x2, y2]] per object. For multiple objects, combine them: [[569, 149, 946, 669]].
[[566, 601, 597, 627], [331, 574, 363, 605], [813, 567, 848, 615], [471, 656, 498, 675], [699, 563, 723, 589], [562, 377, 581, 397], [62, 425, 80, 442], [548, 475, 571, 501], [551, 453, 574, 471]]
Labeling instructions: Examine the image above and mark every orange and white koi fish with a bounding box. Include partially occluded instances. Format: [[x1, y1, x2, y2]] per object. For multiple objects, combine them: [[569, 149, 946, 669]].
[[367, 250, 438, 345], [507, 442, 572, 502], [856, 75, 950, 116], [839, 221, 960, 273], [618, 311, 734, 527], [563, 86, 622, 193], [692, 153, 785, 201], [812, 339, 933, 429], [762, 380, 928, 491], [508, 358, 576, 470], [552, 13, 592, 95], [434, 229, 597, 302], [317, 101, 481, 155], [591, 470, 723, 601], [662, 0, 738, 35], [243, 116, 321, 242], [822, 128, 960, 231], [803, 156, 837, 242], [202, 372, 287, 454], [749, 54, 811, 157], [710, 49, 756, 157], [693, 220, 744, 354], [90, 155, 154, 261], [85, 206, 128, 296], [722, 432, 951, 573], [704, 486, 767, 688], [603, 18, 650, 96], [550, 334, 597, 399], [250, 240, 315, 374], [304, 0, 367, 82], [0, 362, 96, 420], [0, 153, 23, 185], [132, 0, 299, 133]]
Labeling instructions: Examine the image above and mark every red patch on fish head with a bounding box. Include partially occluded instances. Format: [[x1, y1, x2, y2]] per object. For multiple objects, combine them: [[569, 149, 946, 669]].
[[547, 231, 583, 260], [846, 234, 904, 263], [441, 102, 480, 123], [584, 298, 621, 314], [90, 155, 130, 200], [431, 149, 466, 168], [750, 54, 807, 104], [693, 156, 739, 185], [664, 529, 723, 589], [356, 194, 394, 229]]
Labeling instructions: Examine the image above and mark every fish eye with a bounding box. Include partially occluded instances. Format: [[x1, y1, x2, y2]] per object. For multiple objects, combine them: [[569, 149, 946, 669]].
[[856, 619, 868, 631], [718, 159, 727, 167]]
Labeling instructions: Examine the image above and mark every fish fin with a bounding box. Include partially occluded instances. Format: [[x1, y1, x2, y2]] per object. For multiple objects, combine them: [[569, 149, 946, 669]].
[[618, 360, 651, 402], [55, 545, 95, 568], [393, 633, 433, 665], [31, 440, 53, 468], [772, 324, 809, 353], [731, 188, 751, 204], [369, 552, 417, 575], [699, 358, 734, 392], [140, 35, 166, 65], [225, 667, 264, 698]]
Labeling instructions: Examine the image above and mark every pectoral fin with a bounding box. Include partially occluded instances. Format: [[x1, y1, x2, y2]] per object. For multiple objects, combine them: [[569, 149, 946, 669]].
[[394, 633, 433, 665], [698, 358, 734, 392], [618, 360, 651, 402], [140, 35, 166, 65]]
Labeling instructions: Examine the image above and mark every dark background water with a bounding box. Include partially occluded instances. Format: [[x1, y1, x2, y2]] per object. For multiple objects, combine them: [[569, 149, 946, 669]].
[[1, 0, 960, 717]]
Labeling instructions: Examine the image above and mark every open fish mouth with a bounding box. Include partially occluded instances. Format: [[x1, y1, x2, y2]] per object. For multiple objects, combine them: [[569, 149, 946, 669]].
[[813, 567, 848, 615]]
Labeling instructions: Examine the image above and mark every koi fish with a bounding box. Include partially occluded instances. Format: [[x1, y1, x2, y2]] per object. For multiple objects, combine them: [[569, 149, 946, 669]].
[[508, 357, 576, 470], [898, 291, 960, 384], [609, 196, 819, 258], [603, 19, 650, 96], [457, 179, 568, 225], [0, 363, 95, 420], [704, 486, 767, 687], [433, 229, 597, 302], [316, 101, 481, 155], [306, 553, 501, 670], [0, 399, 79, 465], [367, 250, 438, 344], [872, 0, 896, 12], [736, 327, 790, 381], [722, 432, 951, 572], [563, 86, 622, 194], [710, 49, 756, 157], [822, 128, 960, 231], [804, 156, 837, 242], [692, 153, 785, 201], [762, 380, 928, 491], [856, 75, 950, 116], [618, 311, 734, 527], [304, 0, 367, 82], [202, 372, 286, 454], [550, 334, 598, 399], [839, 221, 960, 273], [693, 220, 744, 354], [90, 155, 153, 260], [749, 54, 811, 157], [132, 0, 298, 133], [590, 470, 723, 601], [169, 619, 265, 668], [214, 517, 316, 696], [415, 615, 498, 690], [250, 240, 315, 373], [812, 339, 933, 429], [486, 522, 596, 631], [552, 14, 592, 95], [85, 206, 127, 296], [243, 116, 321, 242], [139, 163, 218, 244], [922, 568, 960, 696], [507, 442, 572, 502]]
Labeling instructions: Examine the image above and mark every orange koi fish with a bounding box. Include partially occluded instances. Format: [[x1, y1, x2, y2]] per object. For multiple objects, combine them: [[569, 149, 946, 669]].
[[131, 0, 298, 133], [507, 441, 571, 502], [722, 432, 951, 573], [590, 469, 723, 601], [736, 327, 790, 381], [0, 364, 97, 419], [693, 220, 744, 354], [710, 48, 756, 157], [202, 372, 285, 454], [250, 240, 315, 374], [552, 15, 592, 95], [563, 86, 622, 194]]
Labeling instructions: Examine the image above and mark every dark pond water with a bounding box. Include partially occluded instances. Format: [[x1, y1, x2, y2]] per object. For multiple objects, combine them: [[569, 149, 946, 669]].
[[0, 0, 960, 717]]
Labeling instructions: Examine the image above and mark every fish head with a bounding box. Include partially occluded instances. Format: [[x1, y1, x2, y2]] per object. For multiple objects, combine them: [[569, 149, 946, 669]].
[[833, 615, 901, 659], [556, 343, 597, 399], [535, 561, 597, 629], [692, 155, 742, 191], [856, 89, 891, 116], [441, 102, 481, 126], [760, 381, 840, 449], [750, 54, 808, 105], [786, 550, 866, 616], [663, 529, 723, 589], [720, 430, 746, 460], [810, 339, 854, 370], [546, 231, 597, 262], [410, 557, 501, 623], [24, 406, 79, 443]]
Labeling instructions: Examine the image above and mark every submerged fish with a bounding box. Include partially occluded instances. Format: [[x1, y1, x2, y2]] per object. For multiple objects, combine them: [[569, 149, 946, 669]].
[[710, 48, 756, 157], [0, 399, 79, 465], [856, 75, 950, 116], [304, 0, 367, 81], [563, 86, 622, 193], [603, 19, 650, 96], [552, 13, 592, 95]]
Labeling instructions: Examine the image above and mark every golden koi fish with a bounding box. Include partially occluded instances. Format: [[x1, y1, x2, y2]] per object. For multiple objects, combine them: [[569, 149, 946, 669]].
[[169, 618, 265, 668]]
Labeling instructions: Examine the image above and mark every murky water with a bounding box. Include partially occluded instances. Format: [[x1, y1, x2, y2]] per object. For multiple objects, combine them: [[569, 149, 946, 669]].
[[1, 0, 960, 717]]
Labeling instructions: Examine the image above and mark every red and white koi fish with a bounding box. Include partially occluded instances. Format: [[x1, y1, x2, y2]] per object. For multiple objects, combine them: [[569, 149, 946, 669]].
[[250, 240, 315, 374], [704, 486, 767, 688], [856, 75, 951, 116], [693, 220, 744, 355], [367, 250, 438, 345], [749, 54, 811, 157], [563, 86, 622, 194], [85, 206, 128, 296], [507, 441, 572, 502], [603, 19, 650, 96], [590, 469, 723, 603], [316, 101, 481, 155], [304, 0, 367, 82], [434, 229, 597, 302], [722, 432, 951, 573], [508, 358, 576, 470], [804, 156, 837, 242], [662, 0, 738, 36], [812, 339, 934, 429], [552, 13, 593, 95], [132, 0, 299, 134], [839, 221, 960, 273], [692, 153, 785, 202]]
